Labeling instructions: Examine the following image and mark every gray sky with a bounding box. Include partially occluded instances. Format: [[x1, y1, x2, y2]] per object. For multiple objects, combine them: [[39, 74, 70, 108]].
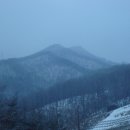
[[0, 0, 130, 63]]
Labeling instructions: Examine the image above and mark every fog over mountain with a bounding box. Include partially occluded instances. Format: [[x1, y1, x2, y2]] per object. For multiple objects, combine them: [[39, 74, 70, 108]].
[[0, 0, 130, 63], [0, 0, 130, 130], [0, 44, 130, 130], [0, 44, 113, 96]]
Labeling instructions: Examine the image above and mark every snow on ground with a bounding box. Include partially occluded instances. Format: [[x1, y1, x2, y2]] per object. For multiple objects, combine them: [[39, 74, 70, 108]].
[[91, 104, 130, 130], [104, 104, 130, 121]]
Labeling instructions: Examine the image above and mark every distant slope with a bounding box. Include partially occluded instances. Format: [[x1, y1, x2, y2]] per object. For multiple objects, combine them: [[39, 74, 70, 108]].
[[43, 44, 113, 70], [0, 44, 112, 96], [0, 52, 85, 95], [70, 46, 113, 67], [91, 104, 130, 130]]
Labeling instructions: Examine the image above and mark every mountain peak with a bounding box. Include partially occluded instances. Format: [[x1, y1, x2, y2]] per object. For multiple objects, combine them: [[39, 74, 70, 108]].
[[29, 44, 65, 58], [45, 44, 65, 51]]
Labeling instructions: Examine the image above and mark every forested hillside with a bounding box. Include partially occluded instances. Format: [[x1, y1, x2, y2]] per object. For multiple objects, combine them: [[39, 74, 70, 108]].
[[0, 46, 129, 130], [28, 64, 130, 108]]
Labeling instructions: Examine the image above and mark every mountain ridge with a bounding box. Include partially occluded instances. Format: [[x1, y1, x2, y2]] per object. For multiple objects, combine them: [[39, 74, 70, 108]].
[[0, 44, 114, 100], [0, 44, 113, 67]]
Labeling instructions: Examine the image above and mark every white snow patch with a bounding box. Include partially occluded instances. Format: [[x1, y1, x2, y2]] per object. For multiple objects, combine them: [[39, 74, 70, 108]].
[[91, 104, 130, 130]]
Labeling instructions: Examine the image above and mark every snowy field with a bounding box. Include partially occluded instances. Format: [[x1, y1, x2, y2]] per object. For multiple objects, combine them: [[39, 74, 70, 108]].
[[91, 104, 130, 130]]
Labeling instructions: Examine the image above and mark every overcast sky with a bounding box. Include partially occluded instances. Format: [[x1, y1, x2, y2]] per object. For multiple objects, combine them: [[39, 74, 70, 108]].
[[0, 0, 130, 63]]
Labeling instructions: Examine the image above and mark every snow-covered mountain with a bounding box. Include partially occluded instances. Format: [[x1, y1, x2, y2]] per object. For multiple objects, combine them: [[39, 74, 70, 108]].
[[0, 49, 129, 130], [43, 44, 113, 70], [0, 44, 112, 94]]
